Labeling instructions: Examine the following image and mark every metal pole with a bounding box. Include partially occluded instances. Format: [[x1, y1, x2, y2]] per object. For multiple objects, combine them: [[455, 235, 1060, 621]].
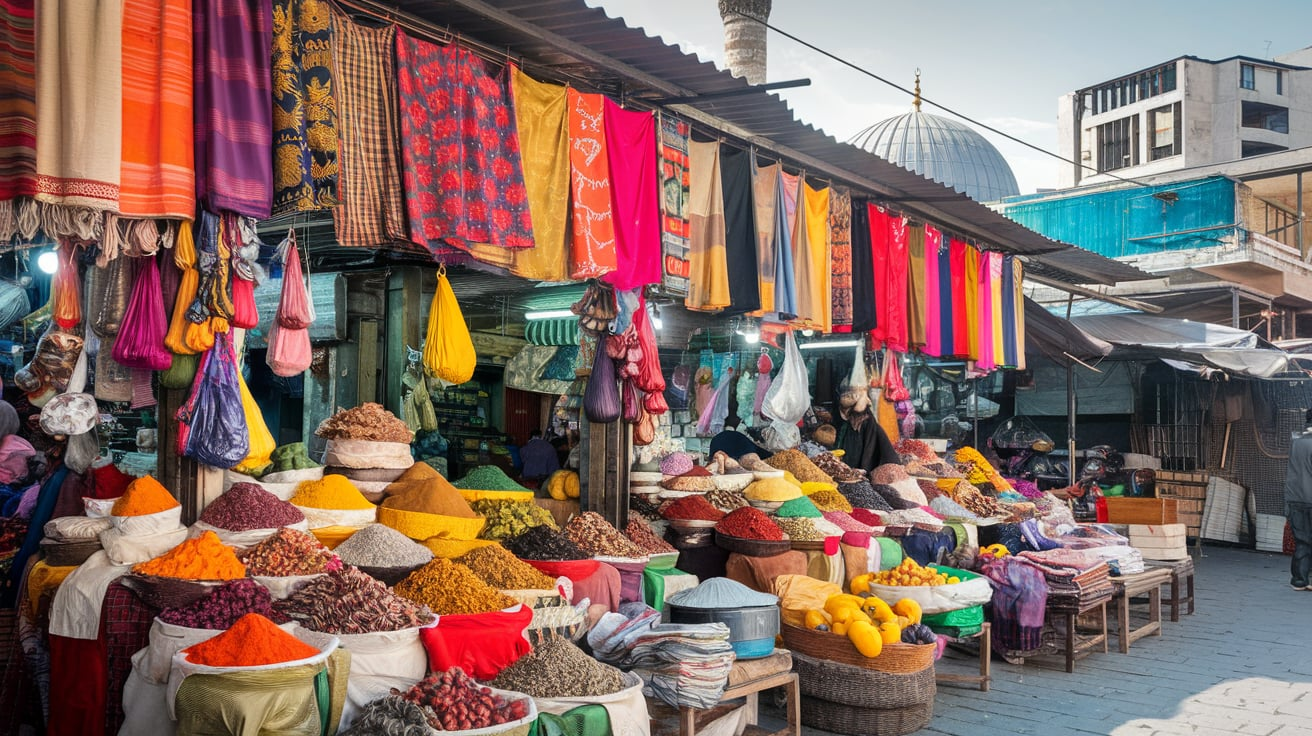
[[1067, 362, 1077, 487], [1231, 288, 1240, 329], [1298, 170, 1305, 260]]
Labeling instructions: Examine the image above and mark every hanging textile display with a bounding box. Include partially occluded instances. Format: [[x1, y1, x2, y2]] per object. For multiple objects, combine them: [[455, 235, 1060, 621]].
[[796, 180, 831, 333], [906, 224, 926, 349], [868, 204, 909, 352], [271, 0, 339, 214], [0, 0, 35, 201], [922, 224, 943, 356], [603, 98, 662, 290], [976, 247, 996, 371], [165, 222, 199, 354], [396, 30, 534, 261], [229, 219, 264, 330], [118, 0, 193, 219], [948, 238, 970, 358], [849, 199, 875, 334], [685, 139, 729, 311], [828, 188, 852, 331], [1013, 255, 1027, 370], [193, 0, 274, 219], [965, 245, 981, 363], [750, 157, 778, 315], [989, 251, 1006, 367], [720, 145, 760, 315], [1002, 255, 1026, 369], [111, 255, 171, 371], [507, 68, 569, 282], [773, 169, 799, 319], [658, 115, 691, 295], [936, 231, 955, 357], [567, 89, 616, 280], [34, 0, 122, 210], [330, 9, 406, 247], [266, 231, 312, 377]]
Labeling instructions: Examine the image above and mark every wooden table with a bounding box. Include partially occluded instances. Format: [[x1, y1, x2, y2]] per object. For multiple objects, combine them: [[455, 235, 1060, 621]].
[[1145, 558, 1196, 622], [1110, 568, 1173, 653], [678, 651, 800, 736], [1025, 600, 1107, 673], [935, 622, 992, 692]]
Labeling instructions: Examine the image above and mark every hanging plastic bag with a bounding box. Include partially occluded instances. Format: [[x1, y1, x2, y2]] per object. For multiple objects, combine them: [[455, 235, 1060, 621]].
[[621, 380, 640, 424], [178, 334, 249, 468], [231, 276, 258, 330], [267, 234, 313, 377], [159, 352, 199, 390], [752, 351, 773, 420], [89, 255, 132, 340], [634, 404, 657, 446], [52, 241, 81, 330], [695, 370, 733, 437], [631, 300, 665, 405], [234, 367, 275, 476], [165, 223, 200, 354], [584, 347, 621, 424], [422, 266, 476, 385], [883, 350, 910, 402], [761, 332, 808, 424], [112, 255, 172, 371]]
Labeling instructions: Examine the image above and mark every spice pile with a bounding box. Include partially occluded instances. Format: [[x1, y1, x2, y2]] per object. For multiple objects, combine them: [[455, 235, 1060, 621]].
[[624, 518, 676, 555], [490, 638, 625, 698], [704, 489, 749, 512], [394, 558, 517, 615], [199, 483, 304, 531], [808, 451, 863, 482], [807, 489, 853, 512], [715, 507, 783, 541], [658, 453, 694, 476], [504, 527, 587, 561], [239, 528, 341, 576], [822, 511, 876, 533], [775, 516, 843, 541], [112, 475, 179, 516], [472, 499, 558, 540], [742, 477, 801, 503], [872, 484, 922, 510], [399, 669, 531, 731], [564, 512, 644, 558], [660, 466, 716, 493], [382, 473, 479, 517], [763, 450, 835, 485], [133, 531, 246, 580], [895, 438, 938, 463], [159, 579, 279, 630], [315, 402, 413, 443], [276, 567, 435, 634], [660, 495, 725, 522], [291, 475, 375, 510], [332, 524, 433, 569], [838, 480, 893, 511], [456, 545, 557, 590], [775, 496, 822, 518], [850, 508, 884, 527], [452, 466, 532, 492], [183, 613, 319, 667]]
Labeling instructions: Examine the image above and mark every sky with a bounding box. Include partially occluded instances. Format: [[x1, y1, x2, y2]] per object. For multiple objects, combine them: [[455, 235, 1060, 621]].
[[588, 0, 1312, 194]]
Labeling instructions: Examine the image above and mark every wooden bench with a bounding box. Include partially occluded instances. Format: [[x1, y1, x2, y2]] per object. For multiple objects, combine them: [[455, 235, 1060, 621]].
[[677, 650, 800, 736], [1110, 568, 1172, 653], [1144, 558, 1195, 622], [935, 622, 992, 692], [1021, 599, 1107, 673]]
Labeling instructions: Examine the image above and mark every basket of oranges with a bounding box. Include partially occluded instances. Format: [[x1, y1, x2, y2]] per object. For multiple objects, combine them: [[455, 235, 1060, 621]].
[[861, 560, 993, 616]]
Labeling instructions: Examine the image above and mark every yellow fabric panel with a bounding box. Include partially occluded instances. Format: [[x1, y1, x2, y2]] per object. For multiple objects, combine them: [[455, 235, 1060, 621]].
[[507, 68, 569, 281], [685, 140, 730, 311], [797, 181, 831, 332]]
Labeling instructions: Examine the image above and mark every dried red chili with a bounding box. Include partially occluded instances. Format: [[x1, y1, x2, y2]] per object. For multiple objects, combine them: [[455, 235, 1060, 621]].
[[715, 507, 783, 540], [660, 495, 725, 522]]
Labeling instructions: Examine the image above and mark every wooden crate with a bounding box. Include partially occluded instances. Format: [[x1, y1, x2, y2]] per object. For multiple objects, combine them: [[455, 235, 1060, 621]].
[[1105, 497, 1179, 525], [1129, 523, 1189, 560]]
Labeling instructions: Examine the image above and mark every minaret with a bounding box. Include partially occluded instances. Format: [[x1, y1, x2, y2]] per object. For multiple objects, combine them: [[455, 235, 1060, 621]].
[[717, 0, 772, 85]]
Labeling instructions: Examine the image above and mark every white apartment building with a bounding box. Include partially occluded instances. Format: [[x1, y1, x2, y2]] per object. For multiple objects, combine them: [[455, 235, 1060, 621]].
[[1057, 49, 1312, 188]]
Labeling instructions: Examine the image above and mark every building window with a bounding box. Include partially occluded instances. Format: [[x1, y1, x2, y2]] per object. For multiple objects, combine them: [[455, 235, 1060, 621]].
[[1086, 62, 1178, 116], [1098, 115, 1139, 172], [1241, 63, 1255, 90], [1277, 70, 1284, 95], [1242, 101, 1289, 133], [1149, 103, 1182, 161], [1242, 140, 1288, 157]]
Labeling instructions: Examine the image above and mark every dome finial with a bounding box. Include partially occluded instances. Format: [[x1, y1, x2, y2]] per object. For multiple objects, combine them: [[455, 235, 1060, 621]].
[[913, 68, 922, 112]]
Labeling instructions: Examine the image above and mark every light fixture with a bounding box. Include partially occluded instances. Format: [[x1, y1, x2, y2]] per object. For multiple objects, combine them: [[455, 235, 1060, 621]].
[[36, 250, 57, 275], [524, 309, 576, 321], [801, 329, 815, 337], [650, 305, 663, 331], [735, 317, 760, 344], [799, 339, 864, 351]]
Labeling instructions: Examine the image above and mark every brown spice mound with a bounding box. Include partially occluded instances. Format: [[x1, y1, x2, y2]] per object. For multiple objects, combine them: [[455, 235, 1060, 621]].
[[394, 558, 517, 615], [315, 403, 414, 443], [456, 544, 558, 590]]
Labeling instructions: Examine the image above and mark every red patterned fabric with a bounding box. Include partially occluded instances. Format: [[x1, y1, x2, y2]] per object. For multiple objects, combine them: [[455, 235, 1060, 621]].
[[101, 581, 158, 735]]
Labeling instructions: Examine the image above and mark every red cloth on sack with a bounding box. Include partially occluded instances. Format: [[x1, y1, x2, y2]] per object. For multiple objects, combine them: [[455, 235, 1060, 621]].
[[47, 634, 107, 736], [419, 606, 533, 681]]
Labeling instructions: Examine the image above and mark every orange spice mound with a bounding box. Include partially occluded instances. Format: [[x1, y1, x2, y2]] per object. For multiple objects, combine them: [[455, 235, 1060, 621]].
[[111, 475, 180, 517], [132, 531, 247, 580], [182, 613, 320, 667]]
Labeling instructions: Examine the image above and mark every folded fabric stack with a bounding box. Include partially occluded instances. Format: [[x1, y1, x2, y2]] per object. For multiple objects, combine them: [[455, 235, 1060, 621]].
[[1078, 544, 1144, 576], [1016, 549, 1113, 612], [588, 603, 735, 709]]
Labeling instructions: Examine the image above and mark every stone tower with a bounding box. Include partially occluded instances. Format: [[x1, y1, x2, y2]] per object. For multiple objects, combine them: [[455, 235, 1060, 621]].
[[717, 0, 772, 85]]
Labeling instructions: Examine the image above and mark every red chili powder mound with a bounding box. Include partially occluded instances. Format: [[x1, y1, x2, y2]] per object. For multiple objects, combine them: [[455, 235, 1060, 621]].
[[715, 507, 783, 541], [182, 613, 320, 667], [661, 495, 725, 522]]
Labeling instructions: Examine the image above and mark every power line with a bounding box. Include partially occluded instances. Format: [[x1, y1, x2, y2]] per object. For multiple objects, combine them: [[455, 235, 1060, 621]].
[[726, 10, 1155, 190]]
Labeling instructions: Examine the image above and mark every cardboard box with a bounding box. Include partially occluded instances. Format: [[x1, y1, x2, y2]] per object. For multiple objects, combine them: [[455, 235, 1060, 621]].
[[1129, 523, 1189, 560], [1105, 497, 1179, 525]]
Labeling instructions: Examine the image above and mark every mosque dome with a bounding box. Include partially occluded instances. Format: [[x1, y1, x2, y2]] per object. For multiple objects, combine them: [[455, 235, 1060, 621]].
[[850, 82, 1020, 202]]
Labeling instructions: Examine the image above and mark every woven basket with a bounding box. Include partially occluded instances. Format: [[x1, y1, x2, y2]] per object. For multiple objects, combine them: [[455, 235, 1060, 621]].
[[791, 651, 934, 709], [713, 530, 791, 558], [358, 562, 425, 586], [120, 574, 225, 610], [39, 538, 101, 567], [801, 697, 933, 736], [378, 505, 486, 541], [780, 623, 936, 674]]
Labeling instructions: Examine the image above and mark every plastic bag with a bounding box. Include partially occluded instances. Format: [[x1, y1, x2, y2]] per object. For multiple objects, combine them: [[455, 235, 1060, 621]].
[[52, 242, 81, 330], [165, 223, 200, 354], [267, 234, 313, 377], [89, 255, 132, 339], [267, 319, 311, 377], [159, 351, 199, 390], [584, 346, 621, 424], [761, 332, 808, 424], [422, 267, 476, 385], [234, 367, 275, 476], [634, 406, 656, 446], [882, 351, 910, 403], [113, 255, 172, 371], [631, 299, 665, 402], [178, 334, 249, 469], [231, 276, 258, 330], [695, 370, 733, 437]]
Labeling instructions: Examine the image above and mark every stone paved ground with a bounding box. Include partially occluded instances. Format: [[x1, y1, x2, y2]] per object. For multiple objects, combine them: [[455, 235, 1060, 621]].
[[764, 545, 1312, 735]]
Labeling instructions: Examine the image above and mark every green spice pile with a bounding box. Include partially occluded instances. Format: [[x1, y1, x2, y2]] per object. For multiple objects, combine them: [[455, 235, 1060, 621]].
[[394, 558, 518, 615], [490, 638, 625, 698], [456, 544, 558, 590], [564, 512, 644, 558], [452, 466, 532, 492], [774, 496, 822, 519], [473, 499, 558, 540]]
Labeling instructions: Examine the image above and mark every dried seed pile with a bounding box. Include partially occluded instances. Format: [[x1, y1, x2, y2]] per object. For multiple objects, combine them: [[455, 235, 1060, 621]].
[[473, 499, 558, 540], [821, 511, 876, 533], [504, 526, 588, 561], [456, 544, 557, 590], [564, 512, 644, 557], [394, 558, 517, 615], [239, 528, 341, 576], [623, 518, 675, 554], [400, 669, 532, 731], [703, 489, 749, 512], [199, 483, 304, 531], [158, 579, 280, 630], [333, 524, 433, 568], [275, 567, 435, 634], [837, 480, 893, 511], [807, 489, 854, 513], [490, 638, 625, 698], [808, 451, 863, 482], [762, 449, 835, 485], [315, 402, 413, 443]]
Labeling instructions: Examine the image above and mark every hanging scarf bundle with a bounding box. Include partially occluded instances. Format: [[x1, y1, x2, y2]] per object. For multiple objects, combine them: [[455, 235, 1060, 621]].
[[583, 344, 621, 424], [631, 299, 667, 415], [111, 254, 171, 370], [229, 217, 265, 330], [421, 265, 476, 385], [51, 240, 81, 330], [266, 231, 312, 377], [752, 350, 773, 422], [182, 212, 225, 352], [177, 332, 248, 468], [165, 221, 199, 354]]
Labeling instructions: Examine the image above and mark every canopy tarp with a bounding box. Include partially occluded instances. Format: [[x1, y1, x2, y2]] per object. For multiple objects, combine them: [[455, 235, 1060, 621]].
[[1024, 298, 1113, 366], [1071, 313, 1290, 378]]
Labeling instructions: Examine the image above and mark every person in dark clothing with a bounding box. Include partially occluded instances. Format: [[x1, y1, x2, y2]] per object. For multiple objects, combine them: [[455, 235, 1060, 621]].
[[1284, 408, 1312, 590], [709, 429, 771, 461], [836, 410, 897, 472], [519, 432, 560, 482]]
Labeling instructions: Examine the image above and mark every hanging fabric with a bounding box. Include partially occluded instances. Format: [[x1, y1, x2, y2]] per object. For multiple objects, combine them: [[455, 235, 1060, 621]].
[[631, 297, 666, 414], [773, 170, 799, 318], [720, 145, 760, 315], [118, 0, 194, 218], [0, 0, 36, 201], [603, 99, 662, 290], [906, 224, 927, 349], [329, 8, 405, 247], [179, 333, 249, 468], [685, 139, 730, 311], [657, 115, 691, 295], [583, 346, 621, 424], [88, 255, 132, 340], [752, 350, 773, 424], [52, 241, 81, 330], [849, 199, 875, 334], [884, 212, 910, 353], [750, 156, 778, 315], [395, 30, 533, 261], [235, 363, 275, 475], [1002, 255, 1026, 369], [422, 266, 477, 385], [112, 255, 171, 371], [923, 224, 943, 356], [95, 336, 133, 403], [989, 251, 1006, 367], [507, 68, 569, 281], [796, 180, 831, 333], [193, 0, 274, 219], [828, 188, 852, 331], [270, 0, 339, 214], [948, 238, 970, 358], [965, 245, 981, 362], [229, 217, 264, 330], [34, 0, 122, 210], [567, 89, 617, 279], [1014, 256, 1027, 370], [977, 249, 996, 372], [936, 231, 955, 357], [266, 231, 312, 377], [165, 221, 200, 354]]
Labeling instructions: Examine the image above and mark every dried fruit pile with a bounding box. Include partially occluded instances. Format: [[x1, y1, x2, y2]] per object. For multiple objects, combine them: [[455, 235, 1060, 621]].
[[399, 669, 531, 731], [275, 567, 435, 634], [564, 512, 644, 557], [158, 579, 280, 630], [315, 402, 413, 443], [239, 528, 341, 576]]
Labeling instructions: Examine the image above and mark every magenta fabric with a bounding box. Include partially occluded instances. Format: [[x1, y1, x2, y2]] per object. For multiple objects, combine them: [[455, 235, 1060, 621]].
[[885, 213, 909, 352], [395, 29, 534, 260], [923, 224, 943, 356], [978, 248, 996, 371], [949, 238, 969, 357], [602, 99, 662, 290]]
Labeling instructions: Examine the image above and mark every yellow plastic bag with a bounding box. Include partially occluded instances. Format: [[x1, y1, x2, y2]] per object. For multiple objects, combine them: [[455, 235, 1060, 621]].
[[422, 267, 476, 385], [233, 368, 275, 477], [773, 574, 844, 629]]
